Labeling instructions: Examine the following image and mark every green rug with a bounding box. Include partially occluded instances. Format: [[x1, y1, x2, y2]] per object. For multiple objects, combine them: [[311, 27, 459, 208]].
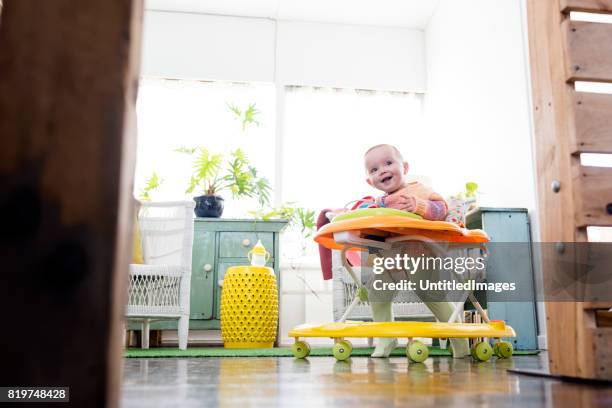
[[124, 346, 540, 358]]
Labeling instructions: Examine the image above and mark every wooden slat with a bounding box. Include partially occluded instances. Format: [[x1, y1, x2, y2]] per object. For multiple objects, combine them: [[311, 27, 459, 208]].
[[582, 301, 612, 309], [561, 0, 612, 13], [576, 307, 597, 378], [570, 91, 612, 153], [564, 20, 612, 83], [0, 1, 143, 406], [573, 166, 612, 226], [592, 327, 612, 378]]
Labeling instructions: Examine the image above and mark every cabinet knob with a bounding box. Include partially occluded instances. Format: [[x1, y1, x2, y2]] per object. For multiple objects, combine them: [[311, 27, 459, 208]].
[[242, 238, 251, 247], [203, 264, 212, 272]]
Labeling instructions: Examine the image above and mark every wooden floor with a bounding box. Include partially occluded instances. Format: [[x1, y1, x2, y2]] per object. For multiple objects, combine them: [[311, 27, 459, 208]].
[[122, 352, 612, 407]]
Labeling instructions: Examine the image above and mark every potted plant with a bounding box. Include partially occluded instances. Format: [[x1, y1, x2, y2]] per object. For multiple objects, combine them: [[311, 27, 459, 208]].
[[177, 147, 271, 217]]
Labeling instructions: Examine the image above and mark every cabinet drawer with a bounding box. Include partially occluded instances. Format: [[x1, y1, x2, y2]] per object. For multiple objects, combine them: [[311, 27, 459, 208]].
[[218, 232, 274, 258]]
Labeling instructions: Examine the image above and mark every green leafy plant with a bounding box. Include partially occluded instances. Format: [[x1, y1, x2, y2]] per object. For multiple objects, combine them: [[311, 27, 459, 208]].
[[250, 203, 318, 299], [249, 203, 316, 239], [176, 146, 271, 206], [227, 102, 261, 131], [295, 207, 316, 239], [139, 171, 164, 201]]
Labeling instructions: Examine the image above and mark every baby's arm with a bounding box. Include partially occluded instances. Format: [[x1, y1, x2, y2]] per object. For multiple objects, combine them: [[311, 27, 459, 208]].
[[414, 195, 448, 221], [384, 189, 448, 221]]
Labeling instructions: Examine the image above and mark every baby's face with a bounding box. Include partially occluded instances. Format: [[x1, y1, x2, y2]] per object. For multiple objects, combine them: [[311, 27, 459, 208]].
[[364, 145, 408, 193]]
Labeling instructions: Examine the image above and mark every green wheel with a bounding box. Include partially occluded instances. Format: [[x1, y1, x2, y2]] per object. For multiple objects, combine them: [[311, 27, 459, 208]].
[[471, 341, 493, 362], [340, 339, 353, 353], [292, 341, 311, 359], [494, 341, 513, 359], [407, 341, 429, 363], [333, 340, 352, 361]]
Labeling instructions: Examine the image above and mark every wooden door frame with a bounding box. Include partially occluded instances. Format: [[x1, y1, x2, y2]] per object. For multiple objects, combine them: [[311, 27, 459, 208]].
[[0, 1, 143, 405], [526, 0, 612, 380]]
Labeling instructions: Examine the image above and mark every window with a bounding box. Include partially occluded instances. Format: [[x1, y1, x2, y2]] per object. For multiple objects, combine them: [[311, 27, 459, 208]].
[[135, 80, 425, 232], [281, 86, 424, 257], [135, 78, 275, 217]]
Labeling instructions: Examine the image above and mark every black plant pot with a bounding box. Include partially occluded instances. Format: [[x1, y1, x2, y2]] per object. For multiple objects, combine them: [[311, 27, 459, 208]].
[[194, 195, 224, 218]]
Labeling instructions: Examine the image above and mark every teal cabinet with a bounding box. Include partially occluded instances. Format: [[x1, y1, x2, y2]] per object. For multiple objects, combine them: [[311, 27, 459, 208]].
[[466, 207, 539, 350], [144, 218, 287, 334]]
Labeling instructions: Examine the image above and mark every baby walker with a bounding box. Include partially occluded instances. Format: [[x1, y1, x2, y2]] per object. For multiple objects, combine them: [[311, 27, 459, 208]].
[[289, 208, 516, 362]]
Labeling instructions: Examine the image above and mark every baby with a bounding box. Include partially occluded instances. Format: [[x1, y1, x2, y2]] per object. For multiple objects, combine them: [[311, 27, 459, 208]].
[[363, 144, 470, 358], [364, 144, 448, 220]]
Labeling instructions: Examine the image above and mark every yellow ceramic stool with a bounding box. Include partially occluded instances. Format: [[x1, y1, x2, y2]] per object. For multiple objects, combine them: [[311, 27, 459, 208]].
[[221, 241, 278, 348]]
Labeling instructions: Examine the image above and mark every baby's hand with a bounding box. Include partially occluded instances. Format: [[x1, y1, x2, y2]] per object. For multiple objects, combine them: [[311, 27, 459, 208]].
[[385, 193, 416, 212]]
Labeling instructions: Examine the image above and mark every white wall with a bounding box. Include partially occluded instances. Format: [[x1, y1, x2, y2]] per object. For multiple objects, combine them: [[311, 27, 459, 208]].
[[422, 0, 536, 210], [141, 11, 276, 82], [141, 10, 426, 91], [424, 0, 544, 346], [276, 21, 425, 91]]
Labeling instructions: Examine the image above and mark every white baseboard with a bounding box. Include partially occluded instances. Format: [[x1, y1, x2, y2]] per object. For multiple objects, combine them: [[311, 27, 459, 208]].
[[162, 329, 223, 346], [538, 334, 547, 350]]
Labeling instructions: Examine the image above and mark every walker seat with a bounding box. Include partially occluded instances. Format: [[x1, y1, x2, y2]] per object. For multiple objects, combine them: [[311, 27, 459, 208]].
[[289, 209, 516, 363]]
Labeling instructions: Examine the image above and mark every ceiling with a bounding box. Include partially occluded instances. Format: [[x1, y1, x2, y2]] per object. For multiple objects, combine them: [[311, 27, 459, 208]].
[[145, 0, 440, 29]]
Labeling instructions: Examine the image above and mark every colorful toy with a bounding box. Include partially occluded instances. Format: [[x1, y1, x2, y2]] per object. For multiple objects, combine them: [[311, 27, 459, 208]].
[[289, 208, 516, 362]]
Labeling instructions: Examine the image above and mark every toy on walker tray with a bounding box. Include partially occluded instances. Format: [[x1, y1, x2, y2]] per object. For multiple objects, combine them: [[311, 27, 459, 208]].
[[288, 208, 516, 362]]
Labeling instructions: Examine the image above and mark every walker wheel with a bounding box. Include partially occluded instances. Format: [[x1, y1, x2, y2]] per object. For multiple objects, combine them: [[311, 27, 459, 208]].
[[471, 341, 493, 362], [494, 341, 513, 358], [333, 340, 352, 361], [406, 340, 429, 363], [340, 339, 353, 353], [292, 341, 311, 359]]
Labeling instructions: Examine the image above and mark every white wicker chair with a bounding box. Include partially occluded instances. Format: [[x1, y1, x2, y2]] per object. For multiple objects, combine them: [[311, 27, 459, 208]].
[[126, 201, 195, 350]]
